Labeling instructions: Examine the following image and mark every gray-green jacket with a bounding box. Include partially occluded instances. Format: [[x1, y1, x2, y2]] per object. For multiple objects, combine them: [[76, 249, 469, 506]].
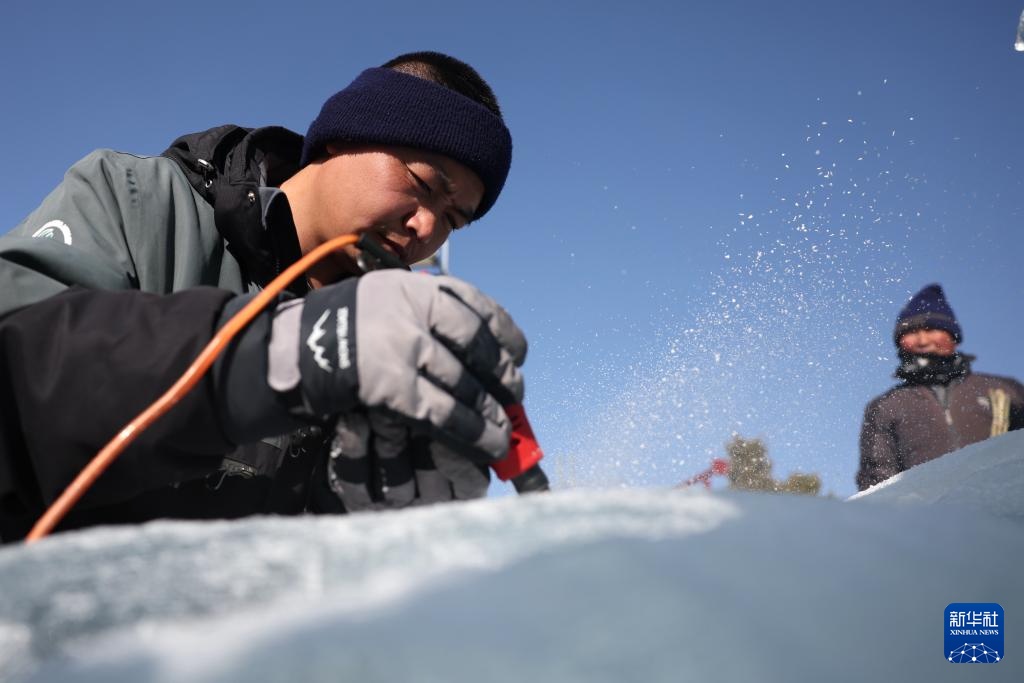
[[1, 124, 309, 316], [0, 148, 245, 317], [0, 126, 330, 538]]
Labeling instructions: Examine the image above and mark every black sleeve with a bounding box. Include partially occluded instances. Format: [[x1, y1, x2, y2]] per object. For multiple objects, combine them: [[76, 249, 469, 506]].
[[0, 286, 239, 521]]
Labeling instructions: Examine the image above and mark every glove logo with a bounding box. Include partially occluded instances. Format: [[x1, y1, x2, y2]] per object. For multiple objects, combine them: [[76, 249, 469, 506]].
[[337, 306, 351, 370], [307, 309, 332, 372]]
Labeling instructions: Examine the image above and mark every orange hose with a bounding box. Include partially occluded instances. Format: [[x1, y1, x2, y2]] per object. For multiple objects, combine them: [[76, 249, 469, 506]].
[[25, 234, 360, 543]]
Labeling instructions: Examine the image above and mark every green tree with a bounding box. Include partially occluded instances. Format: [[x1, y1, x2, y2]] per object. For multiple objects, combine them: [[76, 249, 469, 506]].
[[725, 435, 821, 496], [725, 436, 774, 491]]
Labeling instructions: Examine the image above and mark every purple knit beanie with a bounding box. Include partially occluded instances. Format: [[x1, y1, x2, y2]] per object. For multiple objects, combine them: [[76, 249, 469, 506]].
[[301, 68, 512, 219]]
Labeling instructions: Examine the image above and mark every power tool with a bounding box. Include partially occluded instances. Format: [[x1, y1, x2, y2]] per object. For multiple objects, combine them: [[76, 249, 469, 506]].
[[357, 233, 550, 493]]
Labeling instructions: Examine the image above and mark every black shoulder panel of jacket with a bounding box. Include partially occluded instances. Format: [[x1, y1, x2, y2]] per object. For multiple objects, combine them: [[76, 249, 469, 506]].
[[162, 124, 252, 205], [0, 286, 240, 538], [161, 126, 306, 291]]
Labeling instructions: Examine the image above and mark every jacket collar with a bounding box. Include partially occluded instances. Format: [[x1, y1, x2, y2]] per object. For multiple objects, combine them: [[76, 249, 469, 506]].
[[162, 126, 306, 293]]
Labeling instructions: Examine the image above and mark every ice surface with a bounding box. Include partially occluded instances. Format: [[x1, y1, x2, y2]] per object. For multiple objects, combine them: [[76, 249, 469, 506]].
[[2, 433, 1023, 682], [848, 428, 1024, 521]]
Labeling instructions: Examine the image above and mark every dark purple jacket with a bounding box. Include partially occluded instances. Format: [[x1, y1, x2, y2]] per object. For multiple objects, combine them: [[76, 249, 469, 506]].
[[857, 370, 1024, 491]]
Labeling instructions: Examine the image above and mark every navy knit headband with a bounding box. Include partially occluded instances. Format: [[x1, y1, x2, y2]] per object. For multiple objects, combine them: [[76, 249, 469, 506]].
[[301, 68, 512, 219]]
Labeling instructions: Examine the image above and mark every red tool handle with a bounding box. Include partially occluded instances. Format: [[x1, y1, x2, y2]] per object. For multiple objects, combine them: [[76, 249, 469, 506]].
[[492, 404, 549, 493], [493, 404, 543, 480]]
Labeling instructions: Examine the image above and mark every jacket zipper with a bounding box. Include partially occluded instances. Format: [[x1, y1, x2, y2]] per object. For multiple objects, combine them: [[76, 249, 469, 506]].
[[930, 384, 962, 450]]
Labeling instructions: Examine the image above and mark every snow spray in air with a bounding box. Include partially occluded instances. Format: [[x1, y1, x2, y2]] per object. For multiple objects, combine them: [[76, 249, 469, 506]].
[[1015, 10, 1024, 52], [556, 93, 930, 493]]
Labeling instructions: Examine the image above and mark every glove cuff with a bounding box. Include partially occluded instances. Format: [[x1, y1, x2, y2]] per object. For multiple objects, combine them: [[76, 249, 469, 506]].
[[298, 280, 361, 416], [213, 293, 309, 445]]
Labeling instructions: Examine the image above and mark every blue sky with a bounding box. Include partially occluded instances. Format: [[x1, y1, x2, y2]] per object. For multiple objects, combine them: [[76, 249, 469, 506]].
[[2, 1, 1022, 497]]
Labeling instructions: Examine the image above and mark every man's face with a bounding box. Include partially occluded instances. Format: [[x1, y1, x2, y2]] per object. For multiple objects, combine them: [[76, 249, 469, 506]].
[[291, 144, 484, 287], [898, 328, 957, 356]]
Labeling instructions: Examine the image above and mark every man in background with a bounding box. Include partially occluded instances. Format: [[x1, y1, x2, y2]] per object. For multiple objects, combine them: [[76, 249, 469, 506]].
[[857, 283, 1024, 490]]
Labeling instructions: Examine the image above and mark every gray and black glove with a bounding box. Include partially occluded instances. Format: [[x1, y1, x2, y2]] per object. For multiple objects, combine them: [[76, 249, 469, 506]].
[[325, 408, 492, 511], [215, 269, 527, 487]]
